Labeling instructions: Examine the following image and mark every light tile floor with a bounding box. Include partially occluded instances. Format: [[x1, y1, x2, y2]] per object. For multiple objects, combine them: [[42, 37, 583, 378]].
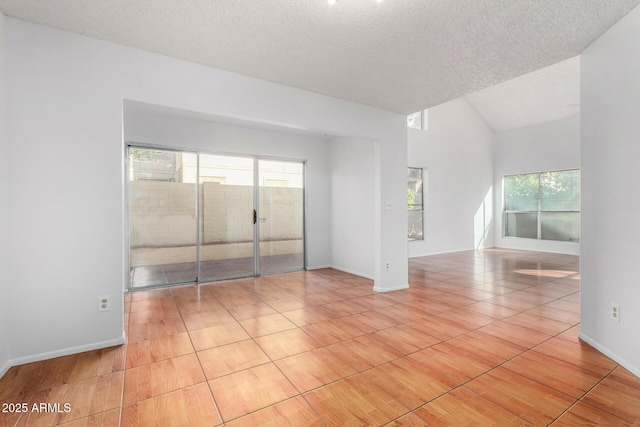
[[2, 249, 640, 426]]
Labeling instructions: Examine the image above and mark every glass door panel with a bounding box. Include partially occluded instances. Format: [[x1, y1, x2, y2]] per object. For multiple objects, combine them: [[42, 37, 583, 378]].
[[258, 160, 304, 274], [128, 149, 306, 289], [198, 154, 255, 281], [128, 148, 197, 287]]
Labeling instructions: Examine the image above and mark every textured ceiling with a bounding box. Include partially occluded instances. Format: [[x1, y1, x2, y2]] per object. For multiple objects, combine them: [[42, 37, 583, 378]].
[[0, 0, 638, 114], [466, 55, 580, 132]]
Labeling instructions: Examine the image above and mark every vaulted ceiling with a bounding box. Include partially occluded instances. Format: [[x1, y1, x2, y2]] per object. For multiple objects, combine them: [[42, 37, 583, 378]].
[[0, 0, 637, 117], [465, 55, 580, 132]]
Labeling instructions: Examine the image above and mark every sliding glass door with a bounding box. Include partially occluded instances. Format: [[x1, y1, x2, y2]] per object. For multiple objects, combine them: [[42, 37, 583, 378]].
[[258, 160, 304, 274], [127, 146, 305, 288], [128, 148, 198, 287], [198, 154, 255, 282]]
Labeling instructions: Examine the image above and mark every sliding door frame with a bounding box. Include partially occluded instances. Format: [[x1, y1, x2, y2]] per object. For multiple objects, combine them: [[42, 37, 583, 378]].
[[256, 157, 307, 276], [125, 144, 201, 289], [125, 142, 306, 290]]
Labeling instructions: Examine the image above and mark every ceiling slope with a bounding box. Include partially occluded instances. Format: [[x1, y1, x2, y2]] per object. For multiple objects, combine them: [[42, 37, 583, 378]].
[[465, 55, 580, 132]]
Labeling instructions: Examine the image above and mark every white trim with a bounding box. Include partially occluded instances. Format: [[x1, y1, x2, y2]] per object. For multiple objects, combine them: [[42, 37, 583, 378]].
[[409, 245, 581, 259], [373, 283, 410, 293], [330, 265, 374, 280], [578, 332, 640, 378], [0, 359, 11, 379], [409, 247, 491, 259], [6, 335, 126, 368], [306, 264, 332, 271]]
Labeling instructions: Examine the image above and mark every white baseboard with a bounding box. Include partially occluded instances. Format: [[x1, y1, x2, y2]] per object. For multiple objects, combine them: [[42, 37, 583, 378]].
[[408, 247, 480, 259], [6, 335, 126, 369], [314, 265, 410, 292], [578, 332, 640, 378], [306, 264, 332, 270], [0, 358, 10, 379], [329, 265, 374, 280], [373, 283, 410, 293]]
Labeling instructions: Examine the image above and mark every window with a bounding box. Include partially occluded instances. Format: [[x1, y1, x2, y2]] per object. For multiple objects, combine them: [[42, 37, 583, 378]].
[[408, 167, 424, 240], [504, 169, 580, 242], [407, 111, 422, 129], [407, 110, 429, 130]]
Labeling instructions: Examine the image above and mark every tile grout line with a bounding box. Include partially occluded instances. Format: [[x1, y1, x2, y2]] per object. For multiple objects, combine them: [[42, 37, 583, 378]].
[[13, 252, 631, 426], [180, 287, 226, 426], [117, 294, 133, 427], [376, 268, 583, 425], [223, 283, 330, 426], [439, 321, 590, 425], [547, 363, 623, 426], [126, 267, 579, 425], [213, 284, 308, 425], [217, 276, 419, 424], [253, 288, 330, 426]]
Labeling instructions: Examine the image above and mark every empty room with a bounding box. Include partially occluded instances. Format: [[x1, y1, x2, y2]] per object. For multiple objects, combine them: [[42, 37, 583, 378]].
[[1, 1, 639, 426]]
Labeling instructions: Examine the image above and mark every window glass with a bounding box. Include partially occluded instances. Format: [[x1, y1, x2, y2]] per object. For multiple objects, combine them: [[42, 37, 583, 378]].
[[504, 173, 538, 211], [504, 212, 539, 239], [540, 170, 580, 211], [407, 111, 422, 129], [541, 212, 580, 242], [504, 169, 580, 242], [408, 167, 424, 240]]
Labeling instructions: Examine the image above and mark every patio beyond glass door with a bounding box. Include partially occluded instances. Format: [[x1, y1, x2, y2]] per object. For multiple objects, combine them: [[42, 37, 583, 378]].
[[127, 147, 305, 288], [128, 148, 198, 287], [198, 154, 255, 282], [258, 160, 304, 274]]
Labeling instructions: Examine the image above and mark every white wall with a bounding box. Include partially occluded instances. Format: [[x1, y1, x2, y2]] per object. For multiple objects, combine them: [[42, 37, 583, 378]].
[[493, 114, 581, 255], [4, 18, 407, 364], [329, 137, 375, 279], [580, 5, 640, 376], [407, 98, 494, 257], [0, 12, 11, 377], [123, 105, 332, 270]]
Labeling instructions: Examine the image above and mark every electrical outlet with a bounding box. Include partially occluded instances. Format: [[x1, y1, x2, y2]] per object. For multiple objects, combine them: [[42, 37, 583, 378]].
[[611, 303, 620, 322], [98, 295, 111, 312], [385, 261, 390, 271]]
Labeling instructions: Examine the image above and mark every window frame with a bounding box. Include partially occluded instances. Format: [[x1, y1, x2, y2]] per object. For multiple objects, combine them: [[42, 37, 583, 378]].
[[408, 167, 425, 241], [407, 110, 428, 130], [503, 168, 580, 242]]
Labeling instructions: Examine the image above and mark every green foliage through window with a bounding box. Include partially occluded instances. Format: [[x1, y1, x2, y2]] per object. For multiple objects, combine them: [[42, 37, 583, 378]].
[[504, 169, 580, 242], [408, 168, 424, 240]]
